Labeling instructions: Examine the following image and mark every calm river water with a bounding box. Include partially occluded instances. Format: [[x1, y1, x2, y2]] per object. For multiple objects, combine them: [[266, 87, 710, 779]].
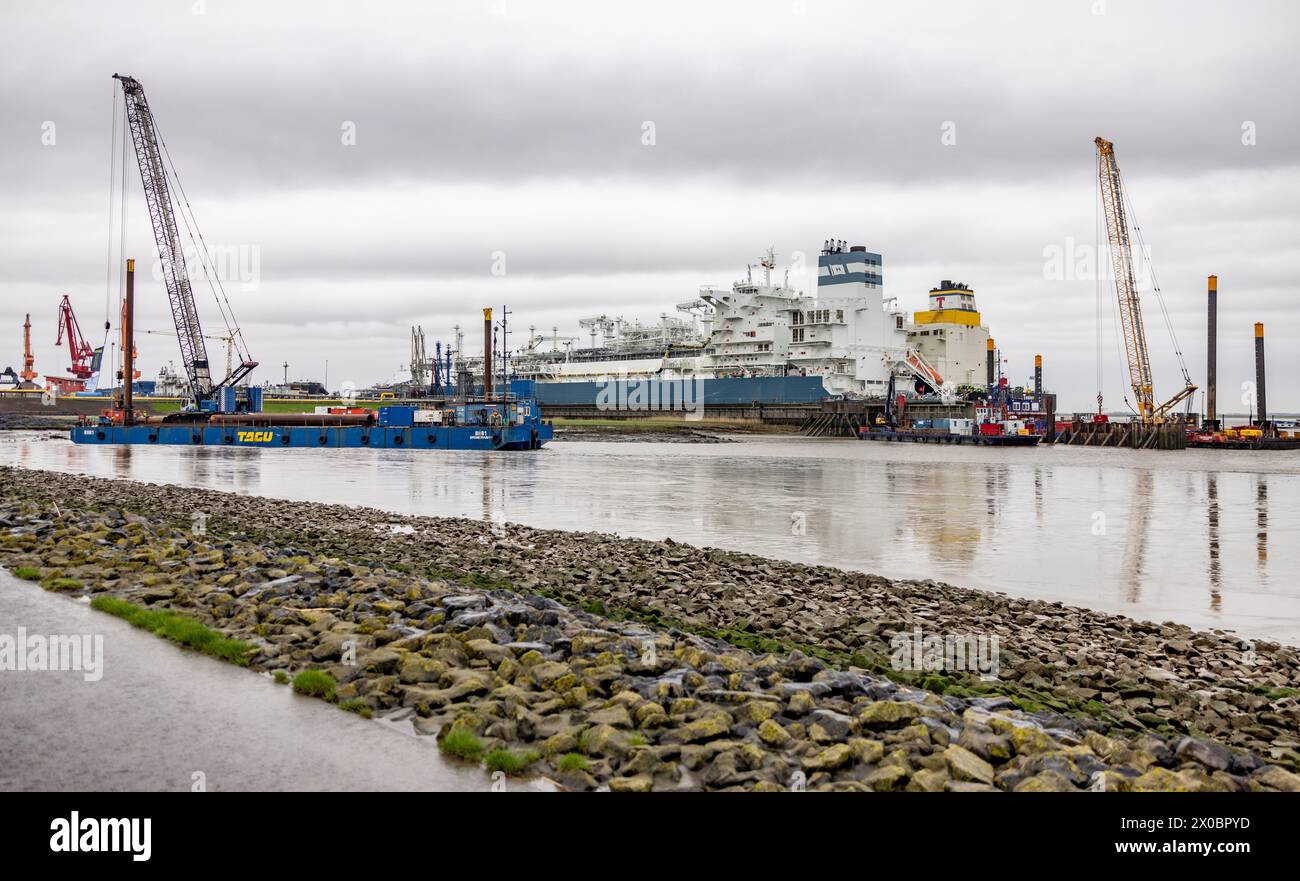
[[3, 431, 1298, 644]]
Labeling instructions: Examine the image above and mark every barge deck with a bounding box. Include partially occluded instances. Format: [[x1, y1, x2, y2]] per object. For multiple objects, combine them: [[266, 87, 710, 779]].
[[859, 429, 1042, 447]]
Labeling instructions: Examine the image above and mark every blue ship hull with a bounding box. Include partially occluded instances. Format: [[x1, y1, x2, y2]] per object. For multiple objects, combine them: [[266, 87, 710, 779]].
[[70, 420, 551, 451]]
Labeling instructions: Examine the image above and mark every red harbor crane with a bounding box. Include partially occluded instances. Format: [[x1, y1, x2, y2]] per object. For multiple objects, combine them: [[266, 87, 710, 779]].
[[55, 295, 97, 380]]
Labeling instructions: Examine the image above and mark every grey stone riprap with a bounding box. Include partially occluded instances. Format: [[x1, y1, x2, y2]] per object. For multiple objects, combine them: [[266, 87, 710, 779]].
[[2, 465, 1298, 791]]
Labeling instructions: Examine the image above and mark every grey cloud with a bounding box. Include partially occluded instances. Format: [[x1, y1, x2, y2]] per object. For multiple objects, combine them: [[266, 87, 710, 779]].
[[3, 0, 1298, 198]]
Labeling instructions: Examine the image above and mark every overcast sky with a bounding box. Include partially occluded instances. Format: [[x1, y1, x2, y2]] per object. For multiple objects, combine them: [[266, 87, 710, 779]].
[[3, 0, 1297, 411]]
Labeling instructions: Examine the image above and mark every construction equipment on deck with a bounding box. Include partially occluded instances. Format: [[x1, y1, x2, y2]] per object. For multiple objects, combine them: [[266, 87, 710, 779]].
[[1094, 136, 1196, 423]]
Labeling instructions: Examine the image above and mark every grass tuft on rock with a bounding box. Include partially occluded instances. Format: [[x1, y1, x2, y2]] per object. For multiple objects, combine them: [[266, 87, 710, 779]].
[[291, 669, 337, 702], [273, 670, 289, 684], [557, 752, 589, 773], [41, 577, 84, 592], [89, 595, 252, 665], [339, 698, 373, 718], [438, 728, 484, 761], [484, 748, 540, 776], [12, 566, 41, 581]]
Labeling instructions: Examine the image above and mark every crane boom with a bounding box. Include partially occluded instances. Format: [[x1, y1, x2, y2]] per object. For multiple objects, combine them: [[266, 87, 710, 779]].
[[1094, 136, 1194, 424], [1095, 137, 1157, 420], [114, 74, 214, 401]]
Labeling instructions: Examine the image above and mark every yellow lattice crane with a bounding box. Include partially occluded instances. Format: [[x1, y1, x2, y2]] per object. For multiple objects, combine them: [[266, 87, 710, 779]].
[[1095, 136, 1196, 423]]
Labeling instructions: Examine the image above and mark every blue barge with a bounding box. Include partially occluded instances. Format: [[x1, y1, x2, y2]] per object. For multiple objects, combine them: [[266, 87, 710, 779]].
[[71, 399, 553, 451]]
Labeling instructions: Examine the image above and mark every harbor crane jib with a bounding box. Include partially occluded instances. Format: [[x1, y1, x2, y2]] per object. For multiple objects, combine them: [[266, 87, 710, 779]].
[[55, 295, 96, 380]]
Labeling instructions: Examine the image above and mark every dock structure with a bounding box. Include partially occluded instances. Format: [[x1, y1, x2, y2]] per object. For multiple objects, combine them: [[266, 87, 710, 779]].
[[800, 399, 975, 438], [1056, 420, 1186, 450], [1188, 434, 1300, 451], [859, 428, 1040, 447], [537, 400, 817, 426]]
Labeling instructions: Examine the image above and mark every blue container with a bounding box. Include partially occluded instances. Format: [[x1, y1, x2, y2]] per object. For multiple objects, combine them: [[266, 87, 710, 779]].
[[379, 405, 416, 427]]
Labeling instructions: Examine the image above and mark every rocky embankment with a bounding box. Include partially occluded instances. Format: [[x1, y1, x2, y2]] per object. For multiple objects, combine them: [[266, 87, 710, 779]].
[[552, 426, 731, 444], [0, 414, 77, 431], [2, 465, 1298, 791]]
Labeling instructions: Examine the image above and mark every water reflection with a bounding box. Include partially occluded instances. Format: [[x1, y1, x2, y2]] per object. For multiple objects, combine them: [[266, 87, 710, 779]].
[[1256, 476, 1268, 569], [1207, 473, 1222, 608], [904, 462, 985, 567], [1120, 469, 1153, 604], [4, 433, 1299, 643], [112, 445, 132, 480]]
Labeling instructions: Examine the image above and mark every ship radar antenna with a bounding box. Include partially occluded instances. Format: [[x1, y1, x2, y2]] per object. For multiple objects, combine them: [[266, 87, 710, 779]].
[[761, 247, 776, 285]]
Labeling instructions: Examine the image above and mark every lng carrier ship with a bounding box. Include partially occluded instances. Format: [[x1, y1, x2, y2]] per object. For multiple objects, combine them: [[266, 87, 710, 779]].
[[473, 242, 950, 406]]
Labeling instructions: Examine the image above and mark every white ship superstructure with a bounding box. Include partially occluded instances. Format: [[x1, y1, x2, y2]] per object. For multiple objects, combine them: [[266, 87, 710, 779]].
[[510, 314, 709, 382], [483, 242, 944, 399]]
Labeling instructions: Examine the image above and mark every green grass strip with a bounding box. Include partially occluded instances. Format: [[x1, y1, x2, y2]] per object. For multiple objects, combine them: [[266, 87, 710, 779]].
[[89, 595, 253, 666]]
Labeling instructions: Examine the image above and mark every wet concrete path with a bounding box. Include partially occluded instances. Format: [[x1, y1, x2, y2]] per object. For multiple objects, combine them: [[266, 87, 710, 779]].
[[0, 571, 523, 791]]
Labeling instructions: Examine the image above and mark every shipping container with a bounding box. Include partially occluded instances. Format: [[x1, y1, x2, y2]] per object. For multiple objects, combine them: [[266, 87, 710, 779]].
[[379, 406, 416, 427]]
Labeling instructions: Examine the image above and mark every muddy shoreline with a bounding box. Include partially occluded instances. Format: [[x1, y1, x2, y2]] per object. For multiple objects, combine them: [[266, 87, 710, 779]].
[[2, 465, 1298, 791]]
